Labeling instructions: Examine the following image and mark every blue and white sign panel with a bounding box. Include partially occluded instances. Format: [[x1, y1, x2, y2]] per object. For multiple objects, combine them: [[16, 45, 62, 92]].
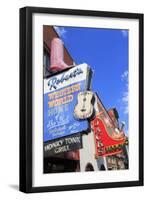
[[44, 63, 90, 142]]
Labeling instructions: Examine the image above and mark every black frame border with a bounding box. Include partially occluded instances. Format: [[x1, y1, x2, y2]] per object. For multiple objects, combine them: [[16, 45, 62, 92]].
[[19, 6, 144, 193]]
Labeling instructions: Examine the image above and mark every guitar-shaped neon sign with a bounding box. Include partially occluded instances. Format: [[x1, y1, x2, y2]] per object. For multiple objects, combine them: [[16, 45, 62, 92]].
[[91, 94, 127, 157]]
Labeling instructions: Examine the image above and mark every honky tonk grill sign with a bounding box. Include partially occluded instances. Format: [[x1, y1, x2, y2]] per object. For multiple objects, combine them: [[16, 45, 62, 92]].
[[44, 133, 82, 157]]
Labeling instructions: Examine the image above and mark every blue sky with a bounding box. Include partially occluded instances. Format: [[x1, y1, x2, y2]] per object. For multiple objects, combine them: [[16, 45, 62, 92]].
[[54, 26, 129, 134]]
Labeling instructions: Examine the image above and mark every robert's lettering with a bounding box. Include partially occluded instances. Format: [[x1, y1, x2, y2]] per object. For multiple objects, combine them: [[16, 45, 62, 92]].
[[48, 67, 83, 90]]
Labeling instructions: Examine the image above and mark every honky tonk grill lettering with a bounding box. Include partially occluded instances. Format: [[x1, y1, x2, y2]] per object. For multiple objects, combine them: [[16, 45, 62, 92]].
[[44, 135, 81, 155]]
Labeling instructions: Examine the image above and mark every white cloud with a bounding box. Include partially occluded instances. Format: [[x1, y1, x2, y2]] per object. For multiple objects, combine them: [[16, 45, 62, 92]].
[[54, 26, 67, 38], [121, 70, 129, 115], [122, 91, 128, 114], [121, 70, 128, 80], [121, 30, 128, 38]]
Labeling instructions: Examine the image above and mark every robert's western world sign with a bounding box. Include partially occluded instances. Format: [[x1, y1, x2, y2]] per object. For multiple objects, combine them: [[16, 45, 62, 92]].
[[43, 64, 90, 142]]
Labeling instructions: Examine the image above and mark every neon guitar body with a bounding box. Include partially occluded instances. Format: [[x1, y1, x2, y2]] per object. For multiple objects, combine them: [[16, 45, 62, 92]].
[[74, 91, 94, 119]]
